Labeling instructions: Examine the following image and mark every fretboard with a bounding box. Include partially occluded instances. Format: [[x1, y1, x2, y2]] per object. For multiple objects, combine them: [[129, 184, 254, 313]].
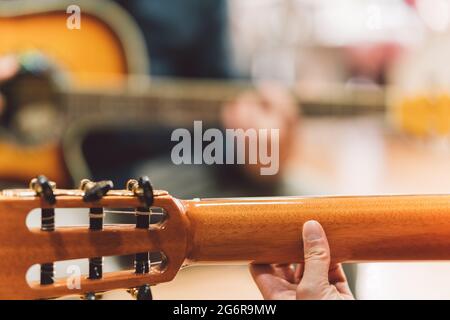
[[58, 78, 386, 128]]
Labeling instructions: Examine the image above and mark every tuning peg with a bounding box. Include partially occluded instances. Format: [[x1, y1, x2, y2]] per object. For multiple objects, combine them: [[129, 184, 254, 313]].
[[126, 176, 154, 208], [84, 292, 96, 300], [80, 179, 112, 283], [31, 175, 57, 285], [82, 292, 104, 300], [81, 179, 114, 202], [128, 177, 155, 301], [139, 176, 154, 208], [30, 175, 56, 205], [126, 179, 138, 192], [128, 285, 153, 300]]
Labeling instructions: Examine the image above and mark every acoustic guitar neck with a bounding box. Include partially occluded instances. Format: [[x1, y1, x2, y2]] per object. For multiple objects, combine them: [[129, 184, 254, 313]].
[[181, 194, 450, 263], [1, 179, 450, 299], [58, 78, 386, 128]]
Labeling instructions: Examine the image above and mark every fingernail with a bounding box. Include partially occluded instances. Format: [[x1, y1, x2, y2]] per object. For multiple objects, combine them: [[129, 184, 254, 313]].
[[303, 220, 323, 241]]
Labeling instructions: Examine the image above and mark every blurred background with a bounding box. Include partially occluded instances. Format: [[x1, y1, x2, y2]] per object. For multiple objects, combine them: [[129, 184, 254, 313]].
[[1, 0, 450, 299]]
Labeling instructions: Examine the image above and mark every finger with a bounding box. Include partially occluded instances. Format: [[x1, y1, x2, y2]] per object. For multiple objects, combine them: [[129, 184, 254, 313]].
[[334, 281, 353, 296], [328, 263, 347, 284], [301, 220, 331, 286], [250, 264, 278, 299], [328, 264, 353, 295], [256, 82, 298, 118], [249, 264, 296, 299], [221, 94, 262, 130], [250, 264, 294, 284], [272, 264, 297, 283], [221, 101, 238, 128], [294, 263, 304, 283]]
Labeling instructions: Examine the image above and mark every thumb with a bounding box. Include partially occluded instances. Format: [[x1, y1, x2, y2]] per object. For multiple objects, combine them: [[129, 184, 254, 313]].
[[299, 220, 331, 289]]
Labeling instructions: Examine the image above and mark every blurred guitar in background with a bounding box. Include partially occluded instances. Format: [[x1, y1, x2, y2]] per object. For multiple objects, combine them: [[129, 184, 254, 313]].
[[0, 0, 148, 186], [0, 0, 386, 187]]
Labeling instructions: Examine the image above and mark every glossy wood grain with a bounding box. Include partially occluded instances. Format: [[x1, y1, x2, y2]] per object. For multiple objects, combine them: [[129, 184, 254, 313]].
[[0, 193, 189, 299], [183, 195, 450, 263]]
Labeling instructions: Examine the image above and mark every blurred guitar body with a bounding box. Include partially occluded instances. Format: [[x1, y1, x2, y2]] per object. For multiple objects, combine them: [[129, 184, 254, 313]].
[[0, 0, 149, 186]]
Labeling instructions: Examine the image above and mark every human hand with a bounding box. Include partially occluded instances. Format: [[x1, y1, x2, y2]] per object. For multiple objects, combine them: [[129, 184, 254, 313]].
[[221, 82, 300, 181], [250, 220, 354, 300]]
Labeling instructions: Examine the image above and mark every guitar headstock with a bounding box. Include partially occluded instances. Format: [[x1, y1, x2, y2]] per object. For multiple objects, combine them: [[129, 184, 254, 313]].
[[0, 176, 189, 299]]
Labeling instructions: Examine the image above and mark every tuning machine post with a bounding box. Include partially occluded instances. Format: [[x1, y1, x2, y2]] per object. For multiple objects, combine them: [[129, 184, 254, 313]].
[[126, 176, 154, 301], [30, 175, 56, 206], [126, 176, 154, 208], [30, 175, 56, 285], [80, 179, 114, 300], [82, 292, 105, 301], [127, 284, 153, 300], [80, 179, 114, 203]]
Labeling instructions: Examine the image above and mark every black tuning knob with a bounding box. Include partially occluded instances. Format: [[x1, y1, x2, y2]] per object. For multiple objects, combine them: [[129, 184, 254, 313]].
[[82, 180, 114, 202], [138, 176, 154, 208], [31, 175, 56, 205], [136, 284, 153, 300]]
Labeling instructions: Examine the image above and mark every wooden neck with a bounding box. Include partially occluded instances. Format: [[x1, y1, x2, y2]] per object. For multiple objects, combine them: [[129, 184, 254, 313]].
[[58, 78, 386, 128], [182, 194, 450, 264], [58, 79, 242, 127]]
